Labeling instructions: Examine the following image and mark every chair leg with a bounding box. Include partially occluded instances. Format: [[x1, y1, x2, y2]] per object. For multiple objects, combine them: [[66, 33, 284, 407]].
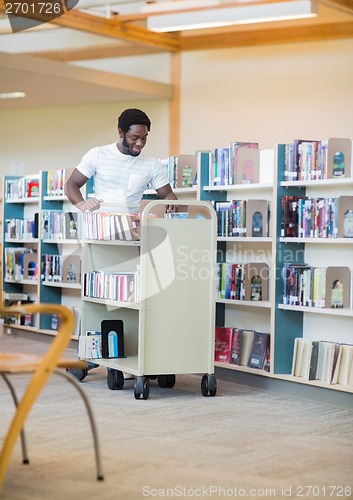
[[54, 370, 104, 481], [0, 374, 29, 464], [0, 365, 55, 490]]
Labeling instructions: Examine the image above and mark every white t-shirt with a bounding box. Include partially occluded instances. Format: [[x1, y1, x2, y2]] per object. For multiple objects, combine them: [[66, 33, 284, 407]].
[[76, 143, 168, 212]]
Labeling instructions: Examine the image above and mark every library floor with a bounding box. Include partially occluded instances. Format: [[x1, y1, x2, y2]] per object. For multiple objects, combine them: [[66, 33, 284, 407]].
[[1, 329, 353, 500]]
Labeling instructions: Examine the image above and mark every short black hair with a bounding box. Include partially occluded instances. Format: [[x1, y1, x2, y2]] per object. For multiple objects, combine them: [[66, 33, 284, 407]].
[[118, 108, 151, 134]]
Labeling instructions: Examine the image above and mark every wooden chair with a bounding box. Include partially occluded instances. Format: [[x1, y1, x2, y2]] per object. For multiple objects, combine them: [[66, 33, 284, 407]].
[[0, 303, 104, 491]]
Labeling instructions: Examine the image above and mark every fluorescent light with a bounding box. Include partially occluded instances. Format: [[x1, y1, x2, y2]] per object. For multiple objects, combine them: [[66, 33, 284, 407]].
[[0, 91, 26, 99], [141, 0, 220, 14], [148, 0, 317, 32]]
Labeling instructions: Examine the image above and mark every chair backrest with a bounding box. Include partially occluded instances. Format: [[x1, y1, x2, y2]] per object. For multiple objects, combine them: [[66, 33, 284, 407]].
[[0, 303, 75, 388]]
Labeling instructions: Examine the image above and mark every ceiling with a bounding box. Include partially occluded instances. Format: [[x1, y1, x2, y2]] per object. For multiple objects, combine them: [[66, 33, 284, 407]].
[[0, 0, 352, 110]]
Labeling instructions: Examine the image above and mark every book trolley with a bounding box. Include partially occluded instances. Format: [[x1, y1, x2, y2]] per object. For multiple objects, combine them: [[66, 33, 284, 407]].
[[80, 200, 217, 399]]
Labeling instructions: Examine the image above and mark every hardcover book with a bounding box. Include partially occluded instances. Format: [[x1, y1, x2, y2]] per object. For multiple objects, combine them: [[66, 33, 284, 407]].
[[240, 329, 255, 366], [229, 328, 243, 365], [64, 212, 79, 240], [335, 344, 353, 386], [214, 326, 233, 363], [292, 338, 319, 380], [247, 331, 270, 370]]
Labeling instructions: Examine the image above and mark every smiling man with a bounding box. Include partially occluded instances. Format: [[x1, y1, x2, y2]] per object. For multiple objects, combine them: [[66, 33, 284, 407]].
[[64, 108, 177, 214]]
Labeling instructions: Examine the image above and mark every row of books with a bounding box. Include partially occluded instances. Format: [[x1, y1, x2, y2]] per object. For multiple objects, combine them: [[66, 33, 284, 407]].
[[82, 212, 140, 241], [3, 292, 34, 326], [281, 195, 353, 239], [42, 210, 80, 240], [208, 142, 259, 186], [78, 332, 102, 359], [41, 254, 81, 284], [46, 168, 72, 197], [282, 264, 351, 309], [217, 262, 269, 301], [160, 154, 197, 189], [215, 326, 270, 371], [283, 137, 352, 181], [5, 248, 38, 282], [292, 338, 353, 386], [5, 175, 40, 200], [83, 270, 139, 303], [212, 199, 270, 238], [5, 215, 39, 240], [78, 320, 125, 359]]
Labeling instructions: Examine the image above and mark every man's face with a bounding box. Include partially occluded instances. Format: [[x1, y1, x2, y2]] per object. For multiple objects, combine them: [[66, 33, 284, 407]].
[[120, 124, 148, 157]]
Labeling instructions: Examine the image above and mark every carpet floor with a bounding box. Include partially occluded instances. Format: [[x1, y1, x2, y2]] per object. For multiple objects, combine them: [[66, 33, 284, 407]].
[[1, 330, 353, 500]]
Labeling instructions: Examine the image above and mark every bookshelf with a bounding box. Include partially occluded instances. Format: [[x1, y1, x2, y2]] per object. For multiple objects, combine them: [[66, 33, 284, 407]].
[[2, 141, 352, 396], [198, 147, 275, 377], [1, 170, 92, 339], [273, 142, 353, 393], [39, 170, 83, 337], [2, 174, 40, 329], [144, 154, 198, 202]]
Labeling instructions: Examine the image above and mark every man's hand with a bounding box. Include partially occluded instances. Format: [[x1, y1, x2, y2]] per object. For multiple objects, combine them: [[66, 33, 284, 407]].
[[75, 197, 103, 212], [165, 203, 179, 214], [163, 192, 179, 213]]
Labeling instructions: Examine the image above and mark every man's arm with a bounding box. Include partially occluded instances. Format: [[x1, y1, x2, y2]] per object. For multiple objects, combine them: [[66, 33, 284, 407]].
[[155, 183, 178, 213], [64, 169, 101, 212], [155, 183, 177, 201]]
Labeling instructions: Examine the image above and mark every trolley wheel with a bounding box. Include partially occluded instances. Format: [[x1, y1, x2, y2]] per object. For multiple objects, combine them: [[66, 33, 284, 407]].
[[107, 369, 124, 390], [157, 374, 176, 388], [134, 377, 150, 400], [201, 374, 217, 397]]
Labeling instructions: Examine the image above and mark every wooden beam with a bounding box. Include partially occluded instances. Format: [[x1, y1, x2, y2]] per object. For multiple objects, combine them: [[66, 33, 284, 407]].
[[0, 0, 180, 52], [169, 52, 181, 156], [181, 21, 353, 50], [26, 43, 165, 62], [317, 0, 353, 15], [17, 20, 353, 62]]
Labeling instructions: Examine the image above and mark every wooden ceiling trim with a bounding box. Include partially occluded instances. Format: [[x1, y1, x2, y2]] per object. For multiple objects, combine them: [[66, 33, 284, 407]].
[[51, 10, 180, 51], [317, 0, 353, 15], [181, 21, 353, 50], [0, 0, 180, 51], [169, 52, 181, 156], [26, 44, 165, 62]]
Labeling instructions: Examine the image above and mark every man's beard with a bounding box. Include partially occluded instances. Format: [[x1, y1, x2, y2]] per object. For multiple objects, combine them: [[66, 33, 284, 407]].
[[122, 138, 141, 157]]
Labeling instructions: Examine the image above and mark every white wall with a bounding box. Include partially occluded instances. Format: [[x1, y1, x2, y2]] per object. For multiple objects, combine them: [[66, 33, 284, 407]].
[[0, 37, 352, 175], [180, 38, 353, 153], [0, 100, 170, 175]]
